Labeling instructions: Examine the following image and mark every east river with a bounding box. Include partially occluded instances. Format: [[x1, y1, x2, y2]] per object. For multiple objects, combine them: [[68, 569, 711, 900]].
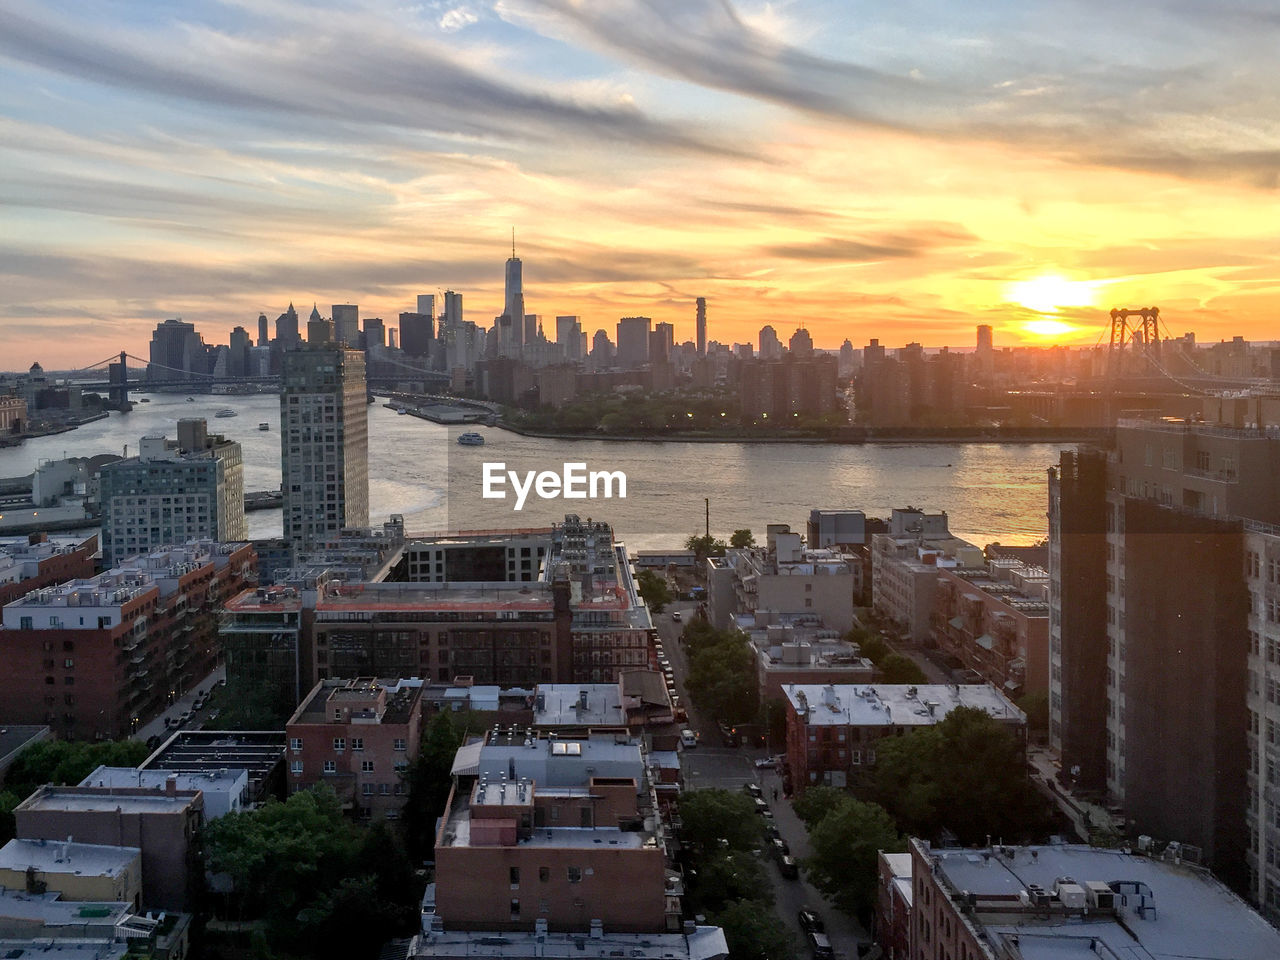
[[0, 393, 1067, 550]]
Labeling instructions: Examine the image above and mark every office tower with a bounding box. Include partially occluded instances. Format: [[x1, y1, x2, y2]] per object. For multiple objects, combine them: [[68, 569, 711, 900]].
[[504, 248, 524, 350], [257, 313, 268, 347], [417, 294, 435, 319], [228, 325, 252, 377], [275, 303, 301, 348], [616, 317, 651, 369], [1048, 417, 1280, 902], [388, 329, 397, 350], [976, 324, 993, 354], [555, 316, 583, 360], [591, 329, 614, 365], [98, 419, 245, 565], [280, 347, 369, 551], [307, 304, 332, 344], [838, 338, 856, 377], [399, 312, 433, 358], [331, 304, 359, 347], [650, 321, 674, 364], [443, 290, 463, 327], [147, 317, 203, 381], [758, 324, 782, 360], [363, 317, 385, 350], [789, 326, 814, 358], [696, 297, 707, 356]]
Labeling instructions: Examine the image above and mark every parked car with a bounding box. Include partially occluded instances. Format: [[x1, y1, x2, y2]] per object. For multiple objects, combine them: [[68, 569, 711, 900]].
[[671, 611, 682, 621], [717, 721, 738, 747], [764, 822, 781, 840], [192, 698, 206, 711], [779, 855, 799, 879], [680, 729, 698, 748], [753, 797, 769, 815], [797, 908, 825, 934], [743, 783, 763, 799], [771, 837, 790, 859], [807, 931, 835, 959], [178, 711, 194, 725], [754, 756, 777, 769]]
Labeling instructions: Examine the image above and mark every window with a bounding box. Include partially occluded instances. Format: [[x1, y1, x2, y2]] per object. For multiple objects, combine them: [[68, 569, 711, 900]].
[[290, 760, 303, 775], [567, 866, 582, 883], [290, 738, 303, 752], [352, 737, 364, 751], [63, 658, 74, 669], [510, 899, 520, 919], [361, 760, 374, 773], [362, 783, 374, 796], [510, 867, 520, 888], [539, 866, 550, 882], [393, 738, 407, 751], [333, 738, 346, 752], [323, 760, 336, 773]]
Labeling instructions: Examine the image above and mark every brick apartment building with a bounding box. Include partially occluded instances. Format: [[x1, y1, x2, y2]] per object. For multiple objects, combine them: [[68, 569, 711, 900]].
[[0, 540, 254, 739], [286, 677, 423, 818], [0, 534, 98, 607]]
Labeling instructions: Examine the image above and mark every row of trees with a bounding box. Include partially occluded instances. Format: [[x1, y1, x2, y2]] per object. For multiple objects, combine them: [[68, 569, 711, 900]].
[[681, 620, 759, 723], [677, 789, 794, 960], [843, 627, 929, 685]]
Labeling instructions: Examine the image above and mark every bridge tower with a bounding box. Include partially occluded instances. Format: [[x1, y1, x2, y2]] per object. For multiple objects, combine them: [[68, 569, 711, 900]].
[[108, 351, 129, 407], [1107, 307, 1163, 382]]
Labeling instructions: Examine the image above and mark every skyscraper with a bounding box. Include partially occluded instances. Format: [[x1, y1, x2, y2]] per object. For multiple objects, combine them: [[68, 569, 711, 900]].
[[758, 325, 782, 360], [307, 304, 332, 344], [147, 317, 203, 381], [504, 247, 524, 352], [331, 304, 359, 347], [976, 324, 993, 354], [363, 317, 385, 350], [789, 326, 814, 358], [399, 312, 433, 358], [616, 317, 651, 369], [275, 303, 301, 349], [280, 347, 369, 551], [556, 316, 583, 360], [696, 297, 707, 357], [257, 313, 268, 347], [417, 294, 435, 318]]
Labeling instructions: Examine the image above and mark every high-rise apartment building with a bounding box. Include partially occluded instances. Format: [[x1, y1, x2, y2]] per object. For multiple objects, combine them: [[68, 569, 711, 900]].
[[758, 324, 782, 360], [228, 325, 252, 377], [789, 326, 814, 358], [331, 304, 359, 347], [99, 419, 244, 565], [616, 317, 651, 369], [147, 318, 203, 381], [363, 316, 385, 350], [1049, 416, 1280, 903], [281, 347, 369, 550], [399, 312, 433, 358]]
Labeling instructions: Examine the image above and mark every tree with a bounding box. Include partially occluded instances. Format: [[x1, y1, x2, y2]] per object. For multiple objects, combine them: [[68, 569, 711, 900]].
[[871, 706, 1050, 844], [4, 739, 150, 804], [854, 632, 890, 665], [635, 570, 672, 614], [403, 711, 473, 860], [792, 785, 849, 829], [804, 797, 902, 923], [677, 789, 762, 854], [1016, 691, 1049, 732], [685, 533, 727, 562], [0, 791, 20, 846], [729, 529, 755, 549], [714, 899, 795, 960], [688, 851, 772, 914], [685, 631, 758, 723], [879, 653, 928, 685]]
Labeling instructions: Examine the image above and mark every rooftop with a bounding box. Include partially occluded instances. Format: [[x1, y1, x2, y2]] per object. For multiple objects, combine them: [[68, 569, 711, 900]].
[[291, 677, 423, 726], [393, 925, 727, 960], [450, 730, 646, 787], [79, 764, 247, 795], [0, 938, 127, 960], [533, 684, 625, 727], [0, 839, 140, 878], [15, 785, 202, 816], [925, 841, 1280, 960], [784, 683, 1025, 728], [139, 730, 284, 795], [0, 889, 130, 929]]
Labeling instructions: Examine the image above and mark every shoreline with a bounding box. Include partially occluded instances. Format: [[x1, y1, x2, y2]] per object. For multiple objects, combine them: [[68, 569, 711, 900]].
[[493, 421, 1109, 445]]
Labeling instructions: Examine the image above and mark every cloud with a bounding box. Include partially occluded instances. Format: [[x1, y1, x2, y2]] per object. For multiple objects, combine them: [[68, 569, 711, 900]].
[[438, 5, 479, 32]]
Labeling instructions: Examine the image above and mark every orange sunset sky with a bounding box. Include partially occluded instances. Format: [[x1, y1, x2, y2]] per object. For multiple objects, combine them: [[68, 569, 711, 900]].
[[2, 0, 1279, 368]]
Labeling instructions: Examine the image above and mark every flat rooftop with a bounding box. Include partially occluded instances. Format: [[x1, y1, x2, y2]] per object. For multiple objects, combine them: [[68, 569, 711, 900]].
[[928, 843, 1280, 960], [15, 786, 201, 816], [0, 839, 139, 878], [784, 683, 1025, 727], [533, 684, 625, 727], [462, 733, 646, 787], [0, 939, 126, 960], [140, 730, 284, 793], [0, 890, 130, 927], [291, 678, 423, 726], [315, 580, 555, 614], [393, 926, 727, 960], [80, 765, 246, 794]]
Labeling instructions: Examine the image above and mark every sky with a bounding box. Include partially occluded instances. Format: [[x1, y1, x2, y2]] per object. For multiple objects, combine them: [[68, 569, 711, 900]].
[[3, 0, 1280, 367]]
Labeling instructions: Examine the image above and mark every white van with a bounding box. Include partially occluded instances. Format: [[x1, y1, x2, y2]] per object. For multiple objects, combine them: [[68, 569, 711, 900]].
[[680, 729, 698, 748]]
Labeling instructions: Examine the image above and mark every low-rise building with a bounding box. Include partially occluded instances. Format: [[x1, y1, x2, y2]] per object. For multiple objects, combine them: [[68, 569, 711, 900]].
[[390, 922, 728, 960], [931, 559, 1049, 695], [875, 851, 912, 960], [783, 683, 1025, 790], [0, 535, 98, 607], [435, 729, 671, 934], [14, 784, 204, 911], [79, 765, 248, 820], [747, 622, 875, 700], [0, 889, 190, 959], [0, 840, 141, 906], [872, 509, 982, 642], [0, 540, 254, 739], [285, 677, 422, 818], [140, 729, 285, 806], [899, 837, 1280, 960]]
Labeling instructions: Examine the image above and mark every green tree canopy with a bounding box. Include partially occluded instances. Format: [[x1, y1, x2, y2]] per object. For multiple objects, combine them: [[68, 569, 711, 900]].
[[803, 797, 903, 923], [879, 653, 929, 685], [714, 899, 795, 960], [635, 570, 672, 614], [402, 710, 477, 860], [685, 629, 758, 723], [4, 739, 150, 804], [685, 533, 728, 562], [871, 705, 1049, 844], [689, 851, 772, 914], [678, 789, 762, 855], [729, 529, 755, 549], [792, 785, 849, 829]]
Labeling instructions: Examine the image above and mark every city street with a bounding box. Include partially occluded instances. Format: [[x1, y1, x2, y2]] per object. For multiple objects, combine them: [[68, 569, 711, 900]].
[[132, 662, 226, 747], [655, 602, 870, 958]]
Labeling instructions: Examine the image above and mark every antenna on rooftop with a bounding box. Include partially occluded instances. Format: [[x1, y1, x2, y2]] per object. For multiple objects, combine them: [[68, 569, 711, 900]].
[[512, 227, 516, 259]]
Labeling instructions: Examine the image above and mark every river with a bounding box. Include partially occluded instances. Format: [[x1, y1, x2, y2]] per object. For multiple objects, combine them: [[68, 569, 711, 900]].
[[0, 393, 1066, 550]]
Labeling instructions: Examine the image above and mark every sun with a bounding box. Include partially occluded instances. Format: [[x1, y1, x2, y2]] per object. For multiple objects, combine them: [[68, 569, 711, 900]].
[[1023, 319, 1078, 338], [1006, 275, 1098, 314]]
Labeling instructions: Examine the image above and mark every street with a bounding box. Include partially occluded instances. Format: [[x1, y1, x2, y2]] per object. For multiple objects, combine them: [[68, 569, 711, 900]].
[[657, 602, 870, 958], [132, 662, 226, 747]]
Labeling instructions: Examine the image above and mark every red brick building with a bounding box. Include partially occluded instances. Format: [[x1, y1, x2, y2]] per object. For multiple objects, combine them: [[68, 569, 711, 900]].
[[0, 533, 98, 607], [286, 677, 423, 818], [0, 540, 254, 739]]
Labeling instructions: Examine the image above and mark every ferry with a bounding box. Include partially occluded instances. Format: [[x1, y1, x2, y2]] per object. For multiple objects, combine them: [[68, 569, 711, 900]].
[[457, 431, 485, 446], [259, 422, 270, 431], [215, 408, 237, 418], [185, 396, 195, 402]]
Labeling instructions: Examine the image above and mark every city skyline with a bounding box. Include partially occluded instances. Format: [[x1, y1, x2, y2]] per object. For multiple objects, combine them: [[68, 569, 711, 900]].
[[3, 2, 1280, 367]]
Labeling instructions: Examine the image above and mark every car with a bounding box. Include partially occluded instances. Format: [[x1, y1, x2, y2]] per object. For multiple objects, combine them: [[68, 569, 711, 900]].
[[754, 756, 776, 769], [753, 797, 769, 815], [764, 822, 781, 840], [771, 837, 790, 859], [797, 908, 825, 934], [178, 711, 194, 725], [779, 854, 799, 879], [671, 611, 682, 621], [807, 931, 834, 959], [164, 716, 178, 728], [743, 783, 763, 799], [192, 698, 206, 711], [680, 729, 698, 748], [216, 678, 227, 687], [717, 721, 738, 747]]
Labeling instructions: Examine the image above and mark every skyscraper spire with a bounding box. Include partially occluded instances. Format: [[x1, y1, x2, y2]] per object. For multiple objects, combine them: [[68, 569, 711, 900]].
[[512, 227, 516, 258]]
